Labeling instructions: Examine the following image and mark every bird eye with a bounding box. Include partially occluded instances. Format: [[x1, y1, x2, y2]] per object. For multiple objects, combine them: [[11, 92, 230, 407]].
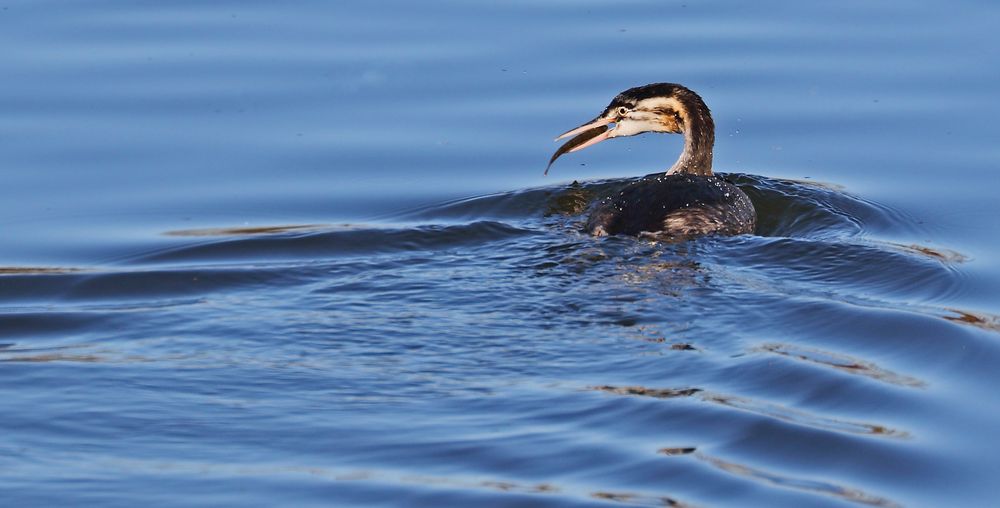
[[617, 106, 629, 116]]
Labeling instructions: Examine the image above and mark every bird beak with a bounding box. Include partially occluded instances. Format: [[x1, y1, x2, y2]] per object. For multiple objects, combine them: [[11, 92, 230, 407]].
[[545, 117, 613, 175], [555, 117, 612, 141]]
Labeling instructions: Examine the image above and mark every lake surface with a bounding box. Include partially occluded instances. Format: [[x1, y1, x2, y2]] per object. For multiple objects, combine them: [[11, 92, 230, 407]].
[[2, 1, 1000, 506]]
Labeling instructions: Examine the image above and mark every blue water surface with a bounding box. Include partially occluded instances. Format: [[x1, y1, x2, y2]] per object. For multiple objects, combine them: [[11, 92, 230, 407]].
[[2, 1, 1000, 506]]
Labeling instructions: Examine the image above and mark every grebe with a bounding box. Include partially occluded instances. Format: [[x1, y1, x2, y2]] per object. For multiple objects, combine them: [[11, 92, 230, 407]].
[[547, 83, 756, 238]]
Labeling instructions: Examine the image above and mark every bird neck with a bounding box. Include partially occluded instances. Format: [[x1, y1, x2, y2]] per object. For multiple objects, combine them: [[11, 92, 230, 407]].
[[666, 99, 714, 176]]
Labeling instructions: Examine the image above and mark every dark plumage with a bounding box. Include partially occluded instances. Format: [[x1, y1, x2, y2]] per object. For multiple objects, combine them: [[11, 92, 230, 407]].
[[549, 83, 757, 238], [586, 174, 755, 237]]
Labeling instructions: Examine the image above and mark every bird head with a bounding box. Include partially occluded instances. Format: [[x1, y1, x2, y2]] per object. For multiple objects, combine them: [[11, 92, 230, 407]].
[[546, 83, 709, 174]]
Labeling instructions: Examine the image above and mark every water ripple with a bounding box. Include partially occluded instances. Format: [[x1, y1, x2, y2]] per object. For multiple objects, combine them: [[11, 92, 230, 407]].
[[755, 342, 926, 388], [591, 385, 907, 439], [2, 0, 998, 506], [129, 221, 538, 265], [694, 452, 900, 507]]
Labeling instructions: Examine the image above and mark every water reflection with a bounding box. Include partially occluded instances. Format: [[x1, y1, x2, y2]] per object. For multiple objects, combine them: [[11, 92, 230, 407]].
[[886, 243, 968, 264], [695, 452, 900, 508], [164, 224, 330, 237], [657, 447, 697, 456], [1, 353, 104, 363], [943, 309, 1000, 333], [703, 392, 909, 439], [755, 343, 926, 388], [589, 490, 690, 507], [591, 385, 908, 438], [592, 385, 702, 399], [0, 267, 83, 275]]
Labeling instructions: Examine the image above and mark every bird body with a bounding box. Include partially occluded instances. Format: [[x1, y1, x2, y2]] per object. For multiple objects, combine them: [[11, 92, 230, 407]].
[[548, 83, 757, 238], [586, 173, 755, 237]]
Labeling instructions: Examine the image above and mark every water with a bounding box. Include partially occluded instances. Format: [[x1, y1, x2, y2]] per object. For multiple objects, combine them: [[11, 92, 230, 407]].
[[2, 1, 1000, 506]]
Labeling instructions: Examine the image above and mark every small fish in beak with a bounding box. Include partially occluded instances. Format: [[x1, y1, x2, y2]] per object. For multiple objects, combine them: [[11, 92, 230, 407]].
[[545, 118, 613, 175]]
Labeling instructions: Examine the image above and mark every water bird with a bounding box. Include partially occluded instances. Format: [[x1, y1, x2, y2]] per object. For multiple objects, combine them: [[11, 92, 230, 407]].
[[548, 83, 756, 237]]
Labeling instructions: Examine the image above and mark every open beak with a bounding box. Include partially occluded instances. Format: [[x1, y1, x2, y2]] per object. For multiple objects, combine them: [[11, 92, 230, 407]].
[[545, 117, 613, 175]]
